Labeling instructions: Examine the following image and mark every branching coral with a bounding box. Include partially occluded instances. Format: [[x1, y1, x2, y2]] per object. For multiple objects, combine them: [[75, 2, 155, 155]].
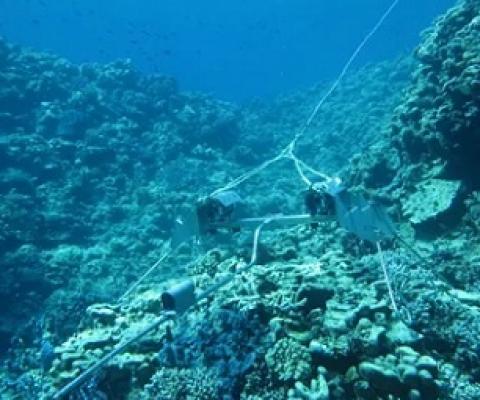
[[141, 367, 220, 400], [266, 337, 312, 382]]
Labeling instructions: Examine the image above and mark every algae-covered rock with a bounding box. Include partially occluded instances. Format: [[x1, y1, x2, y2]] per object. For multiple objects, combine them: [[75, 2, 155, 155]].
[[385, 320, 422, 348], [402, 179, 463, 228], [288, 367, 329, 400], [449, 288, 480, 307], [86, 303, 118, 325], [359, 361, 402, 395], [357, 347, 440, 399]]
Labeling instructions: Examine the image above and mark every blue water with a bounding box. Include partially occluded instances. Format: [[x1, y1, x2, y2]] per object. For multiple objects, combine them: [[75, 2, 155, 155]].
[[0, 0, 455, 101]]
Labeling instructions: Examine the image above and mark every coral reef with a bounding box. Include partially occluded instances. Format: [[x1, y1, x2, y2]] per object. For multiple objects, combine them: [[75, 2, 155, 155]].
[[356, 346, 440, 399], [0, 35, 243, 350], [140, 367, 220, 400], [402, 178, 463, 228], [266, 337, 312, 382], [2, 0, 480, 398]]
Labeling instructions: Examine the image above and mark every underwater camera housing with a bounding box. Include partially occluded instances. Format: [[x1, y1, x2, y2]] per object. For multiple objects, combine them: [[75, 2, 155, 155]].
[[172, 190, 244, 247], [305, 178, 395, 243], [304, 182, 338, 217], [196, 190, 244, 234], [161, 280, 196, 314]]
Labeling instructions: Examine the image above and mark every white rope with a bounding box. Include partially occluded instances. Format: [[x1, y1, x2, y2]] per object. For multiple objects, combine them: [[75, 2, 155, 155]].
[[297, 159, 331, 181], [209, 148, 289, 197], [376, 241, 399, 313], [292, 156, 313, 187], [210, 0, 400, 195], [286, 150, 332, 182], [297, 0, 401, 140], [117, 243, 175, 302]]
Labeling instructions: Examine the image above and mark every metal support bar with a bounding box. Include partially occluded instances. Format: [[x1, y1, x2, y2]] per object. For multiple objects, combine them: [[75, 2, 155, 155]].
[[52, 312, 176, 399], [196, 216, 272, 302], [213, 213, 332, 231]]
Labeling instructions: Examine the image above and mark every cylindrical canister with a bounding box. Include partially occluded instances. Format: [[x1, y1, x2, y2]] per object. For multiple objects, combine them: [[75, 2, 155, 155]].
[[161, 280, 196, 314]]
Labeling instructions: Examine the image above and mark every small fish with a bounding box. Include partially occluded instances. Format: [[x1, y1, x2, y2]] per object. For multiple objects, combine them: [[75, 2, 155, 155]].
[[40, 339, 55, 371], [140, 29, 153, 38]]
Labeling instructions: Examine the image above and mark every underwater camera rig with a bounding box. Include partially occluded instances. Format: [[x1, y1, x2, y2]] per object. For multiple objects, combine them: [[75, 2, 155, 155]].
[[52, 0, 406, 394], [173, 189, 335, 247], [173, 180, 396, 247], [54, 182, 411, 399], [54, 182, 406, 399]]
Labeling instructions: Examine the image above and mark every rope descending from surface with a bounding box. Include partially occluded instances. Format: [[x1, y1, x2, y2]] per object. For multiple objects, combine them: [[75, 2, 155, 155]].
[[117, 242, 175, 302], [210, 0, 401, 195]]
